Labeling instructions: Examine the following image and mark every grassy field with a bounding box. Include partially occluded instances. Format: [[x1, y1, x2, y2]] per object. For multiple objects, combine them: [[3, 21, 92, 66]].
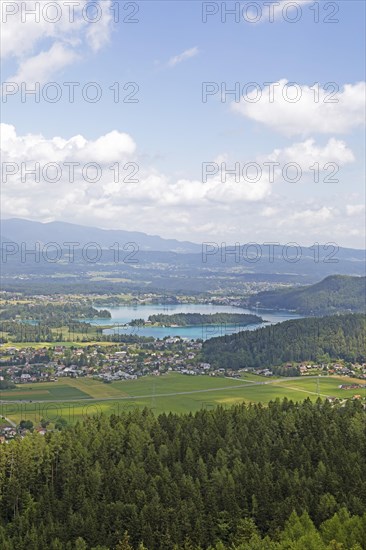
[[1, 373, 364, 425], [0, 384, 91, 401]]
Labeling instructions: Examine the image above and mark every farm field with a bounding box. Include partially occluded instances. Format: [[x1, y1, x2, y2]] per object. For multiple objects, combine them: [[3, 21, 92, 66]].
[[0, 384, 91, 401], [273, 376, 365, 398], [1, 373, 364, 425]]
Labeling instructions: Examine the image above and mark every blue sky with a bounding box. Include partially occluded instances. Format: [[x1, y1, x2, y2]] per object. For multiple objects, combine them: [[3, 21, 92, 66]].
[[1, 0, 365, 247]]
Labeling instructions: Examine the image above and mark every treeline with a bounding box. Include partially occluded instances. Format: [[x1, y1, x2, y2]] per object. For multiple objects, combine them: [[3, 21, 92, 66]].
[[202, 313, 366, 370], [0, 302, 111, 326], [0, 400, 365, 549], [0, 380, 16, 390], [0, 321, 53, 342], [133, 313, 263, 326], [0, 320, 102, 343], [0, 321, 157, 344], [248, 275, 366, 315], [1, 510, 364, 549]]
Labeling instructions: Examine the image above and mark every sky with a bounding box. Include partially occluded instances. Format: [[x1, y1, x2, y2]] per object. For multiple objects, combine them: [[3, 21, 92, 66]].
[[1, 0, 365, 248]]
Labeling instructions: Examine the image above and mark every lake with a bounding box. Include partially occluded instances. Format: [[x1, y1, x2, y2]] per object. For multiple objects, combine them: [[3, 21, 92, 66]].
[[87, 303, 302, 340]]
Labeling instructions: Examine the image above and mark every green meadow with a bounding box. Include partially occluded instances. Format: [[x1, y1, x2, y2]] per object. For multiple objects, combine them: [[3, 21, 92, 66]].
[[0, 373, 364, 425]]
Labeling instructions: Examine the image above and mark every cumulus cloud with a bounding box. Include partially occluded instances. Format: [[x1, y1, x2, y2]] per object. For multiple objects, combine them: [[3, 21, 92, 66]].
[[211, 138, 355, 187], [0, 123, 272, 207], [9, 42, 80, 85], [0, 124, 136, 164], [346, 204, 365, 216], [1, 124, 364, 248], [287, 206, 335, 224], [265, 138, 354, 165], [261, 201, 365, 247], [85, 4, 113, 51], [232, 80, 366, 136], [259, 138, 355, 182], [1, 0, 113, 83]]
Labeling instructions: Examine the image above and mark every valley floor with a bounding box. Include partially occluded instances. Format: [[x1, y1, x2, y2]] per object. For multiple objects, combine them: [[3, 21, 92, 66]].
[[1, 373, 364, 425]]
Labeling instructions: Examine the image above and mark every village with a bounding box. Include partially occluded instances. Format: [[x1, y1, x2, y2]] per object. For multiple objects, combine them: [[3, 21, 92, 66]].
[[1, 339, 366, 387], [0, 338, 213, 387]]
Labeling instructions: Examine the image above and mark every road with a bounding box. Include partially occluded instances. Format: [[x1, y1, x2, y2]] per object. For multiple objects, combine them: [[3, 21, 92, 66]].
[[1, 416, 17, 427]]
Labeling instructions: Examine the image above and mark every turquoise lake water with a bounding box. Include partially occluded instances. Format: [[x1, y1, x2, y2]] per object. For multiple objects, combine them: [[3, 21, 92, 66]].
[[88, 303, 302, 340]]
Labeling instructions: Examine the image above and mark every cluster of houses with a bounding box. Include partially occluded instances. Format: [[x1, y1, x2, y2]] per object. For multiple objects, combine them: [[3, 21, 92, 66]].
[[0, 425, 17, 443], [0, 339, 211, 384], [339, 383, 365, 390], [0, 423, 47, 444], [98, 370, 137, 382], [1, 340, 366, 388], [256, 368, 274, 377], [296, 362, 366, 377]]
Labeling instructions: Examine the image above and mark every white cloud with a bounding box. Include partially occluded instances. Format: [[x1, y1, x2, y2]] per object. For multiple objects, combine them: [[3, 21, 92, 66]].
[[85, 4, 113, 51], [167, 47, 199, 68], [1, 0, 113, 83], [346, 204, 365, 216], [10, 42, 80, 84], [212, 138, 355, 187], [261, 138, 355, 176], [1, 124, 364, 248], [288, 206, 335, 224], [261, 206, 279, 217], [232, 80, 366, 136], [0, 124, 136, 164], [73, 131, 137, 163], [252, 0, 313, 23]]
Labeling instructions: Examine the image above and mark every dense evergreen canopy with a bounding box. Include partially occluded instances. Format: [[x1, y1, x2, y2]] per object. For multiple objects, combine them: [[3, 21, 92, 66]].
[[137, 313, 263, 327], [202, 314, 366, 370], [0, 399, 365, 549]]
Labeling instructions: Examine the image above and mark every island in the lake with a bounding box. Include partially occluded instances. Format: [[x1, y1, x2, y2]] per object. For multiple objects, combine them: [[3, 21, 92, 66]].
[[129, 312, 264, 327]]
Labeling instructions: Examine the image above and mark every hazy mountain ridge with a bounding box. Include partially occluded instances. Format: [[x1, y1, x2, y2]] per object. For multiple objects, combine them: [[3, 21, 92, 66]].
[[1, 220, 365, 292], [2, 218, 365, 258], [0, 218, 201, 253]]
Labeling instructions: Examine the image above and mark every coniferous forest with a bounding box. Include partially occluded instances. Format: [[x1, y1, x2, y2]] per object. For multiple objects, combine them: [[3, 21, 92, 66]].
[[0, 400, 365, 549], [133, 313, 263, 327], [202, 314, 366, 370]]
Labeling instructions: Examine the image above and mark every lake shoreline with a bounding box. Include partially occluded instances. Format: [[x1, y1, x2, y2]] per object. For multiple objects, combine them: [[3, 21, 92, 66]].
[[87, 303, 302, 341]]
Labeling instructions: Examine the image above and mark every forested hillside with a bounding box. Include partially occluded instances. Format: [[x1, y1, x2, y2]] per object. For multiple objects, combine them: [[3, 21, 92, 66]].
[[0, 400, 365, 549], [0, 302, 111, 324], [202, 313, 366, 370], [140, 313, 263, 326], [248, 275, 366, 314]]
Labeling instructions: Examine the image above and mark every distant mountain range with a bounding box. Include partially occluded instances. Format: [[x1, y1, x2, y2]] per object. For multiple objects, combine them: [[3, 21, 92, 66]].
[[248, 275, 366, 314], [1, 219, 365, 292], [0, 218, 201, 253], [2, 218, 365, 258]]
